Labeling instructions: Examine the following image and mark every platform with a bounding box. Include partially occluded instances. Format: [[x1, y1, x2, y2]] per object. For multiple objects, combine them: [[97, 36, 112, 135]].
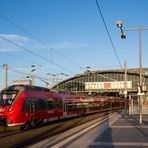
[[61, 113, 148, 148], [87, 114, 148, 148], [29, 112, 148, 148], [68, 113, 148, 148]]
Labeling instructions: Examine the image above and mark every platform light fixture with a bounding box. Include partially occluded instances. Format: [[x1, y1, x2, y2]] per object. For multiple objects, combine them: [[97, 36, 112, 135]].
[[116, 20, 126, 39], [116, 20, 148, 124], [117, 20, 123, 28]]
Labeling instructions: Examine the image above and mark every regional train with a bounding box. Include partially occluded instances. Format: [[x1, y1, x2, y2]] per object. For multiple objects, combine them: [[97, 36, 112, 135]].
[[0, 85, 124, 129]]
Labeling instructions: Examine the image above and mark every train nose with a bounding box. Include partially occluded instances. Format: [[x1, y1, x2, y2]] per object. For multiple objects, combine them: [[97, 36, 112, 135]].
[[0, 106, 5, 122], [0, 115, 6, 125], [0, 110, 6, 126], [0, 106, 4, 115]]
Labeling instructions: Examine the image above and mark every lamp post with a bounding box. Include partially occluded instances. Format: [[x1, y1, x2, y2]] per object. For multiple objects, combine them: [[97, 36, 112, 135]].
[[3, 64, 8, 88], [117, 20, 148, 123], [124, 60, 127, 117]]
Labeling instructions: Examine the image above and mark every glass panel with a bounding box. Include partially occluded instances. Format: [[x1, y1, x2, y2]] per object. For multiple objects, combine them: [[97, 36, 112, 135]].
[[38, 99, 47, 109], [0, 90, 18, 106], [47, 98, 54, 109]]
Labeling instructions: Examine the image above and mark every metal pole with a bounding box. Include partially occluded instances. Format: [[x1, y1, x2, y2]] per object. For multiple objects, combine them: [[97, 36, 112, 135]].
[[32, 75, 35, 85], [139, 28, 143, 124], [129, 94, 131, 115], [131, 97, 133, 114], [124, 61, 127, 116], [117, 22, 147, 123], [57, 74, 59, 92], [4, 64, 8, 88]]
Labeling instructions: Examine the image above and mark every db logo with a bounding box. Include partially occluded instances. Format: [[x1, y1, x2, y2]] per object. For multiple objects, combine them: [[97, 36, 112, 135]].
[[104, 82, 111, 88]]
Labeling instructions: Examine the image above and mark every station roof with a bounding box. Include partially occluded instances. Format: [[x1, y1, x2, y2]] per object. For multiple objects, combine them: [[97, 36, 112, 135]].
[[51, 68, 148, 96]]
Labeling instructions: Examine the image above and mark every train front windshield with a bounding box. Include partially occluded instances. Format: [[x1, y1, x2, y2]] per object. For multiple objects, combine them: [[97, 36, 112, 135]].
[[0, 90, 18, 106]]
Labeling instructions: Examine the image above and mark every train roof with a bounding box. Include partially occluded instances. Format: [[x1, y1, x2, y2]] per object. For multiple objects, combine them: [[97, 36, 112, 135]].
[[2, 85, 50, 92]]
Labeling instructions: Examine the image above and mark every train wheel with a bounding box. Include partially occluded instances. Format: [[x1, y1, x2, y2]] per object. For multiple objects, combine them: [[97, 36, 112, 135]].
[[38, 119, 43, 126], [30, 120, 36, 128], [1, 119, 7, 131], [21, 122, 30, 130]]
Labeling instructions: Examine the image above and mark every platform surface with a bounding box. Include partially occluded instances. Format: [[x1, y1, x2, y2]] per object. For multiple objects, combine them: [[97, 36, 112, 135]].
[[64, 114, 148, 148]]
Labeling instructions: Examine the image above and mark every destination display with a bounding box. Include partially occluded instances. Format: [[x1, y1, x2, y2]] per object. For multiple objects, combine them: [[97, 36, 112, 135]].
[[85, 81, 132, 90]]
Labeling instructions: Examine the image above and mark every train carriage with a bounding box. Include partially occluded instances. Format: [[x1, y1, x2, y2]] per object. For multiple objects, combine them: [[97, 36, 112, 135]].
[[0, 85, 124, 129]]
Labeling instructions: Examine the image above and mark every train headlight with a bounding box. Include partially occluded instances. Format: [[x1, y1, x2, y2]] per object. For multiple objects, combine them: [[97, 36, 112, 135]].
[[7, 119, 12, 124], [8, 106, 13, 112]]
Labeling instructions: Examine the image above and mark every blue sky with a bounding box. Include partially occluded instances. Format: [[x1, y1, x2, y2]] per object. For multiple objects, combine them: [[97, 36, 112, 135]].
[[0, 0, 148, 89]]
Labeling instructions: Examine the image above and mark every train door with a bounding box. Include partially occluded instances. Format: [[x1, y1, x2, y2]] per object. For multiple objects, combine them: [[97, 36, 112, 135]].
[[29, 99, 36, 126], [63, 99, 67, 117]]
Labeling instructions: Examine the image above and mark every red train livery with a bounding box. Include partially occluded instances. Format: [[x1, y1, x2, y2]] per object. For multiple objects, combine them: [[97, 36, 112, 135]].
[[0, 85, 123, 129]]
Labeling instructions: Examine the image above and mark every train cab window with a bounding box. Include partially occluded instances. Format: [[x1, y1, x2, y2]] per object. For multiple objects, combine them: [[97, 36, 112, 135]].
[[0, 90, 18, 106], [47, 98, 54, 109]]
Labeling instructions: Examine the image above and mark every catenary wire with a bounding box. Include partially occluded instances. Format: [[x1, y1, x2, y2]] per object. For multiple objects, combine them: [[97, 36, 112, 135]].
[[95, 0, 123, 68], [0, 13, 81, 68], [0, 51, 38, 65], [0, 35, 75, 74], [9, 68, 57, 84]]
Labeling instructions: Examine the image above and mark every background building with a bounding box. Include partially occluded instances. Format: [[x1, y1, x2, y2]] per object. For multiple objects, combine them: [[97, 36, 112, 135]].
[[51, 68, 148, 96]]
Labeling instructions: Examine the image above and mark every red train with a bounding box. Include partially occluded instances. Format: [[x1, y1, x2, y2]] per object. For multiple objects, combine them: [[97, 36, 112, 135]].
[[0, 85, 124, 129]]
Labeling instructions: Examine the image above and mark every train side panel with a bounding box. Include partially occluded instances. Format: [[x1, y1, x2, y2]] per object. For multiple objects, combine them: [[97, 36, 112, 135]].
[[0, 85, 124, 128]]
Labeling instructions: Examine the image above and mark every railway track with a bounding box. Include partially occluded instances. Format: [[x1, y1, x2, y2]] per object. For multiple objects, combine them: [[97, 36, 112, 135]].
[[0, 110, 120, 148]]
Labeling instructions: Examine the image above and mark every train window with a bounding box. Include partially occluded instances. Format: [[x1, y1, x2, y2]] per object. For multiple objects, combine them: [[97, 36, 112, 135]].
[[101, 102, 104, 106], [0, 99, 4, 106], [88, 102, 94, 107], [22, 97, 29, 111], [75, 103, 82, 108], [38, 99, 47, 110], [23, 98, 40, 111], [104, 102, 110, 107], [96, 102, 100, 107], [54, 98, 63, 109], [47, 98, 54, 109], [67, 102, 76, 111]]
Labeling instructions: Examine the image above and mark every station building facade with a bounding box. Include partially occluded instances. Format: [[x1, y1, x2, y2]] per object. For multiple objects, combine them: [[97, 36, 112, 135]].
[[52, 68, 148, 96], [51, 68, 148, 114]]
